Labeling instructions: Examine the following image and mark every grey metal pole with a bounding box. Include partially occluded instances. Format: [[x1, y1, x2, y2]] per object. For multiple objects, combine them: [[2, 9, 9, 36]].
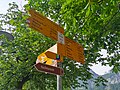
[[57, 63, 62, 90]]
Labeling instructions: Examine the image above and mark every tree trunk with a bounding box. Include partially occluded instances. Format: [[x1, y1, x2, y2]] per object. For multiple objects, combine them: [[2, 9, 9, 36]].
[[17, 75, 30, 90]]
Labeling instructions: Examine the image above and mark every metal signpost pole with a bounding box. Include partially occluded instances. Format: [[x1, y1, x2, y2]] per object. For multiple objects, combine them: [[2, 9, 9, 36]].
[[57, 62, 62, 90]]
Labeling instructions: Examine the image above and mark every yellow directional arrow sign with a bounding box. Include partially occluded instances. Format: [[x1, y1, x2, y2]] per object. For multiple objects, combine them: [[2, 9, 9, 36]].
[[27, 17, 50, 37], [27, 9, 64, 41], [45, 51, 63, 62], [58, 37, 85, 64], [29, 9, 64, 34]]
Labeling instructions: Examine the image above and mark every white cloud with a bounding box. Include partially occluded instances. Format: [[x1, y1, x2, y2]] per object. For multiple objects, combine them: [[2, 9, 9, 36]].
[[90, 63, 113, 75]]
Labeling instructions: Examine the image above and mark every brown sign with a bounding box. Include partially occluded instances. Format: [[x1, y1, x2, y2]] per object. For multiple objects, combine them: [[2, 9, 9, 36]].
[[34, 63, 64, 76]]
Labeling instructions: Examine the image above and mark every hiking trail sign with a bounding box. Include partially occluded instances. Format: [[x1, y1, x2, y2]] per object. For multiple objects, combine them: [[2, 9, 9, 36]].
[[27, 9, 85, 75]]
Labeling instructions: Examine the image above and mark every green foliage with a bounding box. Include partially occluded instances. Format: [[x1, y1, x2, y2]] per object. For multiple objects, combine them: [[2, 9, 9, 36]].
[[0, 0, 120, 90]]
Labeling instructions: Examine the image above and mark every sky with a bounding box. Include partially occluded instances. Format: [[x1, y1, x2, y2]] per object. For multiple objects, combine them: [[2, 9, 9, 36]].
[[0, 0, 27, 14], [0, 0, 113, 75], [90, 49, 113, 75]]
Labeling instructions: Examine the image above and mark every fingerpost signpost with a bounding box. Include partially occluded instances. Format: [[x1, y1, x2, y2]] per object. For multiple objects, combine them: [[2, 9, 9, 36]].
[[27, 9, 85, 90]]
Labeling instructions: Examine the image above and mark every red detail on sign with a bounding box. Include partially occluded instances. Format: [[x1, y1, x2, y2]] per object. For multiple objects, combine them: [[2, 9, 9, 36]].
[[34, 63, 64, 76]]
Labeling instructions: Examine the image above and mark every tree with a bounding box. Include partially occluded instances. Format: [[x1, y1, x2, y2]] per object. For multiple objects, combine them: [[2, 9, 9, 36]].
[[0, 0, 120, 90]]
